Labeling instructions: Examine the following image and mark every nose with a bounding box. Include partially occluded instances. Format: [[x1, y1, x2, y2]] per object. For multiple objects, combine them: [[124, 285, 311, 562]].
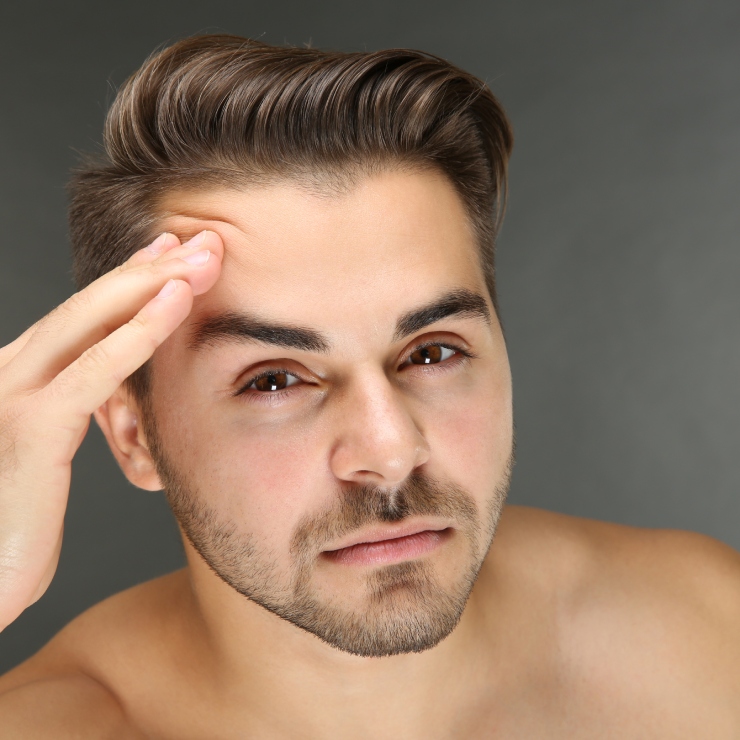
[[328, 369, 431, 487]]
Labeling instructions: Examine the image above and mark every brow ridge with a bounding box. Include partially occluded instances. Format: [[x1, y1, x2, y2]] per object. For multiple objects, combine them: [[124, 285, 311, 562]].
[[393, 287, 491, 342], [187, 287, 491, 353]]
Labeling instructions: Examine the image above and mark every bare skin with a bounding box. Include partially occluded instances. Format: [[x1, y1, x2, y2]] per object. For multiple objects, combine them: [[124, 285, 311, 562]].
[[1, 170, 739, 738]]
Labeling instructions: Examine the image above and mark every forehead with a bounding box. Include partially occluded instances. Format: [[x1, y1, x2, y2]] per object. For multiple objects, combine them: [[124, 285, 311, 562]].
[[158, 168, 487, 331]]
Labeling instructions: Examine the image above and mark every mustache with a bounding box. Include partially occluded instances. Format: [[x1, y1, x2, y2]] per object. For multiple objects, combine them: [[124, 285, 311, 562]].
[[290, 470, 479, 558]]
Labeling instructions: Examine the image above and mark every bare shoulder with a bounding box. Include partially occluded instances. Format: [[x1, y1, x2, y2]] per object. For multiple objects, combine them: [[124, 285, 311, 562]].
[[496, 503, 740, 611], [0, 672, 144, 738], [497, 505, 740, 731], [0, 569, 189, 738]]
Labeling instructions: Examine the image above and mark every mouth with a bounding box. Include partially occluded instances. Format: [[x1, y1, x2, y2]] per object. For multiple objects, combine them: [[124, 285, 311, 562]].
[[322, 523, 453, 566]]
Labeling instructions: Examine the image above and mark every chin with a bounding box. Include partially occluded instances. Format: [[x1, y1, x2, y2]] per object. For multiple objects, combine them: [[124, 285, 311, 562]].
[[248, 556, 483, 658]]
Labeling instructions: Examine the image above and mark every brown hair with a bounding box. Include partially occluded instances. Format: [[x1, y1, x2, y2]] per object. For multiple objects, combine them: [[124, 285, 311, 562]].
[[68, 34, 513, 402]]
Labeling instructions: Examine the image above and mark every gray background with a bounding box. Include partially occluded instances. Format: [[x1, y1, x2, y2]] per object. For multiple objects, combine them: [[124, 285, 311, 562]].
[[0, 0, 738, 673]]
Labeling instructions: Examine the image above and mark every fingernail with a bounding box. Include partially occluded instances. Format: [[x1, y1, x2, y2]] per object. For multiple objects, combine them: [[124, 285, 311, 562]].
[[183, 230, 209, 249], [146, 233, 170, 255], [182, 249, 211, 266], [156, 279, 178, 299]]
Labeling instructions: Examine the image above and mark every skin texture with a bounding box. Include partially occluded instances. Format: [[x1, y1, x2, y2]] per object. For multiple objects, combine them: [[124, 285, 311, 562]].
[[1, 170, 740, 738]]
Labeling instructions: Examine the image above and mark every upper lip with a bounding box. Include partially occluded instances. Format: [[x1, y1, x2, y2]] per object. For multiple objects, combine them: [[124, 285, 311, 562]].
[[324, 519, 452, 552]]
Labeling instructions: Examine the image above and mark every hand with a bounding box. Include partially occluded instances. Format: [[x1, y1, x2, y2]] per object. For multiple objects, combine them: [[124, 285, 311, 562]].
[[0, 230, 223, 630]]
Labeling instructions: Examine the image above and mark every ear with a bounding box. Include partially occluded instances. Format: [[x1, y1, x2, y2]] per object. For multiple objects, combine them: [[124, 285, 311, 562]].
[[93, 388, 164, 491]]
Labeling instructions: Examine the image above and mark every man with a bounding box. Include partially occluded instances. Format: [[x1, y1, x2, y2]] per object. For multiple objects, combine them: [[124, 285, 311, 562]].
[[0, 33, 738, 738]]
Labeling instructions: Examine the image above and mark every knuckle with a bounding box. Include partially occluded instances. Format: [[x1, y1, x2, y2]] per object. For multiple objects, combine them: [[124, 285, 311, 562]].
[[127, 312, 149, 335], [149, 258, 185, 280], [77, 341, 115, 379], [127, 314, 161, 353], [0, 407, 20, 446], [111, 258, 138, 277], [0, 403, 25, 482], [0, 393, 33, 433], [37, 290, 94, 337], [39, 301, 64, 329], [65, 286, 96, 316]]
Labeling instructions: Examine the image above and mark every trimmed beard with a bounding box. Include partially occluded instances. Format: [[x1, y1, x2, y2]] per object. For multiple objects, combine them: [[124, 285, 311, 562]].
[[143, 408, 513, 657]]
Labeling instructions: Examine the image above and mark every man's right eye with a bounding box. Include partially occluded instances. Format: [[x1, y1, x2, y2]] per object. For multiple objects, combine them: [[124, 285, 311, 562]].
[[235, 368, 302, 398]]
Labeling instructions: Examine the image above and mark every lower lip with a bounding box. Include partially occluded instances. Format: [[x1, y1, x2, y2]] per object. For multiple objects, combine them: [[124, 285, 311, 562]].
[[324, 529, 450, 566]]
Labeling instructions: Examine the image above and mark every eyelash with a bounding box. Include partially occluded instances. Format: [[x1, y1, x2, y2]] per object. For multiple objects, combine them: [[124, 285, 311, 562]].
[[233, 341, 476, 406]]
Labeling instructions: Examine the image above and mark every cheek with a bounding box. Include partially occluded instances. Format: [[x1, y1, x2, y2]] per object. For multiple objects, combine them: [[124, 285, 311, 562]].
[[214, 425, 319, 542], [427, 365, 513, 502], [161, 402, 322, 542], [228, 423, 319, 528]]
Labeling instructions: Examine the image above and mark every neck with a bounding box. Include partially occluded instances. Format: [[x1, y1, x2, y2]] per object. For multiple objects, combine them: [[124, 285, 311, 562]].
[[177, 540, 501, 738]]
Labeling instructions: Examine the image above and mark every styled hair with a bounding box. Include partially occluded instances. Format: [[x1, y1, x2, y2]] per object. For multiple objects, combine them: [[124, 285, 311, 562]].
[[68, 34, 513, 402]]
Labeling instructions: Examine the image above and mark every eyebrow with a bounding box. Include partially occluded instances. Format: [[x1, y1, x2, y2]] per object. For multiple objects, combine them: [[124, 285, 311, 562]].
[[187, 287, 491, 353]]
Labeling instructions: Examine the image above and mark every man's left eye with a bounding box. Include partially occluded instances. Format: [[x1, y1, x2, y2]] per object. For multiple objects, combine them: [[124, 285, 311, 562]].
[[406, 344, 458, 366]]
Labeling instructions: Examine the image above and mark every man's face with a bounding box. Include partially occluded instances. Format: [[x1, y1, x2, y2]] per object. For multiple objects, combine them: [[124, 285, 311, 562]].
[[145, 168, 513, 657]]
